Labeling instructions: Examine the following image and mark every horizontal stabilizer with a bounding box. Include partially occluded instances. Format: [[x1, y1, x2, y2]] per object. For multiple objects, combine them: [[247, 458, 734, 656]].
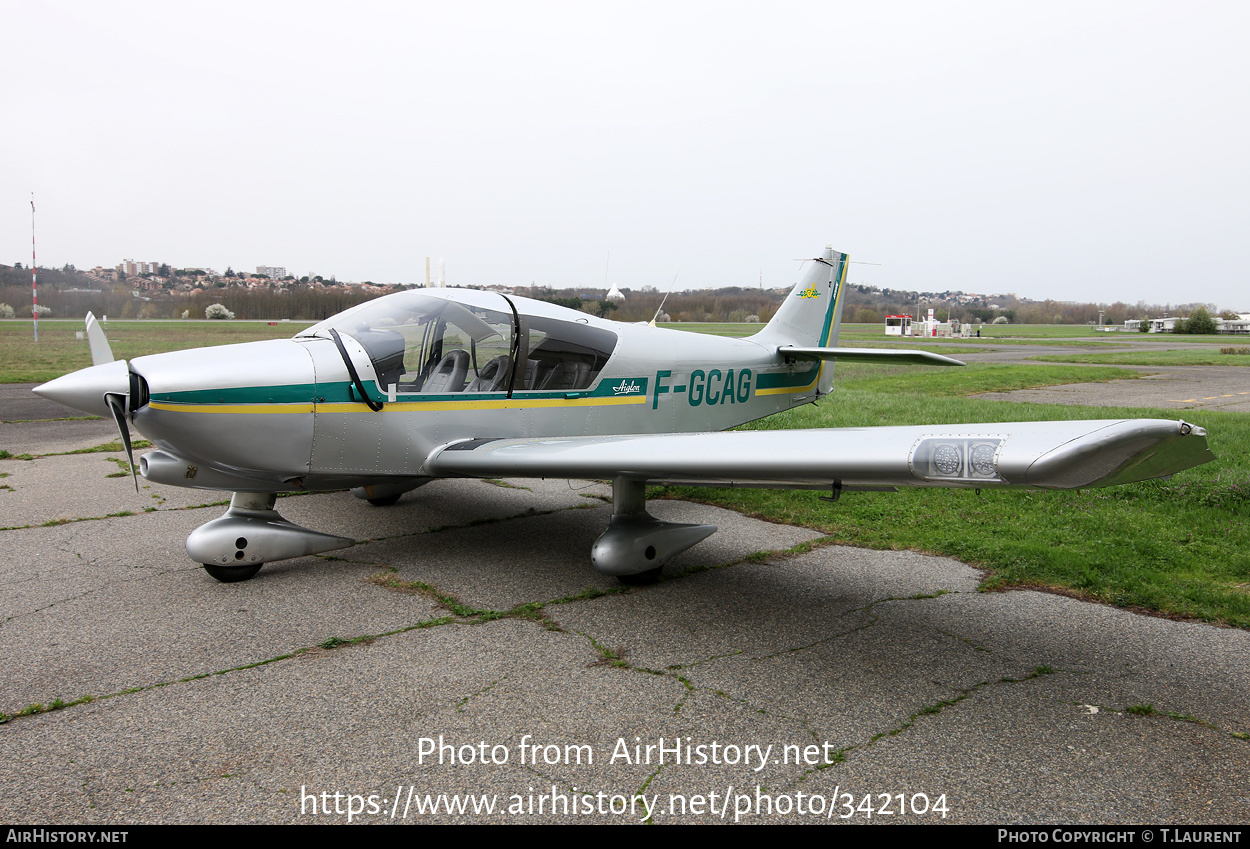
[[425, 420, 1212, 491], [779, 346, 965, 367]]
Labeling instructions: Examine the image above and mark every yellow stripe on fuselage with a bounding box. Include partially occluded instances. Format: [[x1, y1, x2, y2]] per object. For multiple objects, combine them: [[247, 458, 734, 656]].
[[148, 401, 316, 415], [148, 395, 648, 415], [319, 395, 647, 413]]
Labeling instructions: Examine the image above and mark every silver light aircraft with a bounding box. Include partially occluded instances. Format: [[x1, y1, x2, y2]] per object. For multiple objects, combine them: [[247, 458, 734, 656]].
[[35, 246, 1213, 584]]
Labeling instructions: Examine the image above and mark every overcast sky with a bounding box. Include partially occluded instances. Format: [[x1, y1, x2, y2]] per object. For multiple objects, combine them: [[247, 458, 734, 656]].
[[4, 1, 1247, 308]]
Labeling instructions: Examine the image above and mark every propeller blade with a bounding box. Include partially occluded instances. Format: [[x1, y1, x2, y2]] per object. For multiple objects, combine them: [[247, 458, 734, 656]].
[[104, 392, 139, 493], [84, 312, 115, 366]]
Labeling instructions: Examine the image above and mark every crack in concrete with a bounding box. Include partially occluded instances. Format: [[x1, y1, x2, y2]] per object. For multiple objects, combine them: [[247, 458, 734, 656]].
[[636, 763, 664, 823], [1063, 698, 1250, 742], [552, 541, 911, 735], [0, 498, 233, 532], [456, 676, 508, 713], [3, 499, 604, 634], [481, 479, 532, 491], [22, 517, 1204, 809], [778, 666, 1061, 790], [353, 501, 601, 547], [667, 536, 843, 583], [0, 490, 323, 534], [0, 564, 627, 724], [1, 528, 197, 628], [0, 612, 459, 724], [0, 526, 837, 724], [936, 627, 992, 652], [557, 579, 1040, 795]]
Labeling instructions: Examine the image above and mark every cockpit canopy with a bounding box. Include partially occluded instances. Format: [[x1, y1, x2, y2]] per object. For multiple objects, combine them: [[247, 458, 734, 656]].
[[301, 289, 618, 395]]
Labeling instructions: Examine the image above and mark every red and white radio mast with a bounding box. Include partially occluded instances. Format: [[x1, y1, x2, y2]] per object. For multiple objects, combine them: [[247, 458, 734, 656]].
[[30, 193, 38, 342]]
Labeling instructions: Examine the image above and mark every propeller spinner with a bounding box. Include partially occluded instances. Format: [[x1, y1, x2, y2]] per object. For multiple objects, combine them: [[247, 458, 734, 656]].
[[34, 312, 144, 491]]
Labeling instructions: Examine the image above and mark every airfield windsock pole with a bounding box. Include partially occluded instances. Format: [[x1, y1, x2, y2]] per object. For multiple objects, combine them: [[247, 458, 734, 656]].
[[30, 194, 38, 342]]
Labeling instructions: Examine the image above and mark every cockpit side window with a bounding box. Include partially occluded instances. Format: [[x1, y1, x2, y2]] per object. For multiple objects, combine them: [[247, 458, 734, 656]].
[[403, 304, 514, 394], [522, 318, 617, 391]]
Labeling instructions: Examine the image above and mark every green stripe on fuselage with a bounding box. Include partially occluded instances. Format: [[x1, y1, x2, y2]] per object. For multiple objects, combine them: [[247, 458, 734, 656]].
[[151, 384, 320, 405], [152, 375, 651, 407], [755, 364, 820, 390]]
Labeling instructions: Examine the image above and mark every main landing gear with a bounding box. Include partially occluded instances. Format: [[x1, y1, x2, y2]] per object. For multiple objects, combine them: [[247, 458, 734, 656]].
[[591, 479, 717, 586]]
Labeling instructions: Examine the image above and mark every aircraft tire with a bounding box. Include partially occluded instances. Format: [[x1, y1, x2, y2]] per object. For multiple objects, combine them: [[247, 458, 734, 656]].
[[366, 494, 402, 506], [203, 563, 263, 583], [617, 567, 662, 586]]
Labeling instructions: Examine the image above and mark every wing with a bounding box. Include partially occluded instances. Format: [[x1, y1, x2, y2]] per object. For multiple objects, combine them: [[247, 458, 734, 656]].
[[424, 419, 1212, 491]]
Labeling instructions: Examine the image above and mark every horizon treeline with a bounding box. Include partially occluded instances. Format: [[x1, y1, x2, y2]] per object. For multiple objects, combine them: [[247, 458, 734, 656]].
[[0, 265, 1229, 325]]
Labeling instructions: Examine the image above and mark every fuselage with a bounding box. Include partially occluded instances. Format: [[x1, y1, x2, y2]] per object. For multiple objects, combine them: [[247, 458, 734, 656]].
[[118, 289, 825, 492]]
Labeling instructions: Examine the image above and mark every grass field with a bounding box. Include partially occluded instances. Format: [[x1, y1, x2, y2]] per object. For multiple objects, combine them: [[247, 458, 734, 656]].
[[1032, 349, 1250, 367], [839, 362, 1142, 396], [665, 321, 1105, 339], [1079, 333, 1250, 345], [661, 322, 1122, 348], [656, 322, 758, 337], [958, 323, 1100, 338], [831, 323, 1107, 339], [661, 361, 1250, 629], [0, 319, 313, 383], [678, 320, 1238, 350], [829, 324, 1144, 347]]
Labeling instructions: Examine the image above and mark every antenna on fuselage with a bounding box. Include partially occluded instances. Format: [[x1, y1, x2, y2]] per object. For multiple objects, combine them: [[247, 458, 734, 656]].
[[791, 258, 881, 265], [650, 271, 679, 327]]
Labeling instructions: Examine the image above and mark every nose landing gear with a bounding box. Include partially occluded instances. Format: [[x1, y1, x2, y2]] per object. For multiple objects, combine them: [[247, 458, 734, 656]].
[[187, 492, 355, 582]]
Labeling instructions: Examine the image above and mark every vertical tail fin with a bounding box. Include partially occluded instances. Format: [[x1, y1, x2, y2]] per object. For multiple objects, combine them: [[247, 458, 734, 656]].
[[750, 246, 849, 398], [751, 246, 848, 349]]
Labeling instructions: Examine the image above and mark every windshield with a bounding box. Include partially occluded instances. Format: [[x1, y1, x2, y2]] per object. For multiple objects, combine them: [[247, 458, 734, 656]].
[[302, 289, 517, 394]]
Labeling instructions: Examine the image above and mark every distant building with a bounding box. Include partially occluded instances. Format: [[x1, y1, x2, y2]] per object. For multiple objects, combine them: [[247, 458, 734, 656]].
[[118, 259, 162, 277], [257, 265, 287, 280], [605, 284, 625, 302], [884, 315, 913, 336]]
